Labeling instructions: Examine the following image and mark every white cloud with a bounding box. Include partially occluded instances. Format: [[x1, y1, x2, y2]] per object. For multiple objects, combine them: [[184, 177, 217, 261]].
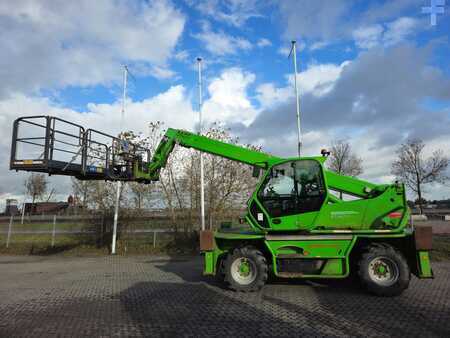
[[256, 83, 292, 109], [188, 0, 264, 27], [353, 17, 419, 49], [0, 0, 185, 97], [295, 61, 350, 97], [174, 50, 190, 62], [193, 24, 252, 56], [202, 68, 257, 126], [383, 17, 418, 46], [309, 41, 329, 51], [257, 61, 350, 109], [353, 25, 384, 49], [279, 0, 350, 42], [257, 38, 272, 48], [278, 0, 420, 44], [151, 66, 177, 80]]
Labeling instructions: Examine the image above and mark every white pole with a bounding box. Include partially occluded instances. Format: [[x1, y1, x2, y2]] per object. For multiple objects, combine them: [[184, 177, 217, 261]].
[[291, 40, 302, 157], [21, 199, 26, 225], [112, 66, 127, 255], [121, 66, 128, 126], [6, 216, 13, 248], [197, 57, 206, 231], [153, 230, 156, 248], [51, 214, 56, 247], [111, 181, 121, 254]]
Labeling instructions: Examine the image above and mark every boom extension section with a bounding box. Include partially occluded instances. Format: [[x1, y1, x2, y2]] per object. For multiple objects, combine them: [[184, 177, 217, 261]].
[[137, 128, 280, 182]]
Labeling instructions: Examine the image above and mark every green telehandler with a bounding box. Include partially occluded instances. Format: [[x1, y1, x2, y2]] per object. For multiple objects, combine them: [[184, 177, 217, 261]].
[[11, 116, 433, 296]]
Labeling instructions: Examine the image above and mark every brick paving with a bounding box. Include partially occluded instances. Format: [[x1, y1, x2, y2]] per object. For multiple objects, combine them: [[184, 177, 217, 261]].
[[0, 255, 449, 337]]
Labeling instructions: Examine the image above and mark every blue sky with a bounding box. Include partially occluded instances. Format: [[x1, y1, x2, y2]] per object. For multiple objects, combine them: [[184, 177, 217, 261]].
[[0, 0, 450, 205], [47, 0, 450, 116]]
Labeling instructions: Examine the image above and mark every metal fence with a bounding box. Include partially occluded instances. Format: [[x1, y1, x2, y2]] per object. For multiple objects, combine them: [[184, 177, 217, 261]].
[[0, 214, 187, 252], [0, 212, 240, 253]]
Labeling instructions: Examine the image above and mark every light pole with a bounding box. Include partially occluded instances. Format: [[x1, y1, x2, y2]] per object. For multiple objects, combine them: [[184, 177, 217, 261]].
[[197, 57, 205, 231], [111, 65, 128, 255], [289, 40, 302, 157]]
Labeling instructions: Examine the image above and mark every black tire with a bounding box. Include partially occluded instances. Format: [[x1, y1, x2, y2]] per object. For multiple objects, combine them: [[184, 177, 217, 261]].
[[224, 246, 268, 292], [358, 243, 410, 297]]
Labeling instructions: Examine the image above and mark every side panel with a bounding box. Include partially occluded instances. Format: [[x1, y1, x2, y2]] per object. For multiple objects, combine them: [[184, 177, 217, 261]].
[[315, 199, 368, 230], [265, 236, 356, 278], [361, 186, 406, 229], [314, 185, 407, 231], [266, 239, 352, 257]]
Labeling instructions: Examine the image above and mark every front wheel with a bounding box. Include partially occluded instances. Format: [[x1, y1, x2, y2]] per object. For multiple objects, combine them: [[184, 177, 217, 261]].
[[358, 243, 410, 297], [225, 246, 268, 292]]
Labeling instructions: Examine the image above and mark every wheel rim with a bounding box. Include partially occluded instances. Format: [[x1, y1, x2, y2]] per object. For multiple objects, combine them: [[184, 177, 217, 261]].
[[368, 256, 399, 286], [231, 257, 257, 285]]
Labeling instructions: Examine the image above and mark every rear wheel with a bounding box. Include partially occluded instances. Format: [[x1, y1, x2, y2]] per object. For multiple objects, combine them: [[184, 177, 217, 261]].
[[358, 243, 410, 297], [225, 246, 268, 292]]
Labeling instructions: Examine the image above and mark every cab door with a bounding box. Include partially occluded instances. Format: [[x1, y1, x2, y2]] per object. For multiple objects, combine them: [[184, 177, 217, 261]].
[[256, 160, 327, 231]]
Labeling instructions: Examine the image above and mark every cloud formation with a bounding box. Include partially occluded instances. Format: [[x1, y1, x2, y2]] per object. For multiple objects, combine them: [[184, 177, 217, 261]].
[[193, 23, 252, 56], [277, 0, 422, 47], [0, 0, 185, 97], [188, 0, 264, 27], [227, 44, 450, 196]]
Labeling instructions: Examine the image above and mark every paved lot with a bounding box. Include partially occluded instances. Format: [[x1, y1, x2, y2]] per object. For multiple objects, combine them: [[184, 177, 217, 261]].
[[0, 255, 449, 337]]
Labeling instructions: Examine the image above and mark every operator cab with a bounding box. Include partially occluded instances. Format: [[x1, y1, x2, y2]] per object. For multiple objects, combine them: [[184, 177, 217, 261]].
[[260, 159, 326, 216], [250, 159, 327, 230]]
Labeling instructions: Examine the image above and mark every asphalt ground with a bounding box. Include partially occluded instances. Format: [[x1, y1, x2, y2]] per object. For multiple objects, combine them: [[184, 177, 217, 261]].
[[0, 255, 449, 337]]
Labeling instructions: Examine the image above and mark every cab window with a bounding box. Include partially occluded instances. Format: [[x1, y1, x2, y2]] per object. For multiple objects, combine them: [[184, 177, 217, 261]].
[[258, 160, 326, 217]]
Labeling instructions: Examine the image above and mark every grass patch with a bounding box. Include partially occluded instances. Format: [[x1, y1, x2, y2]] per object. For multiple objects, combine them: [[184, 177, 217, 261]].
[[0, 231, 198, 256], [0, 233, 103, 256]]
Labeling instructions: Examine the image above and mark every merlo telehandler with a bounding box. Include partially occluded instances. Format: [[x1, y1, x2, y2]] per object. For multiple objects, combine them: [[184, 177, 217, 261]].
[[10, 116, 433, 296]]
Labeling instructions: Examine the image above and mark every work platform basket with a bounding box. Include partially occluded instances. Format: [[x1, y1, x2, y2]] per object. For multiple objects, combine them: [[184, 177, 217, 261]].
[[10, 116, 150, 181]]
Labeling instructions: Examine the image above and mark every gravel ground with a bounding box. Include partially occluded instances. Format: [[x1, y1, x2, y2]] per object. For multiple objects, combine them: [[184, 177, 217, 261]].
[[0, 255, 449, 337]]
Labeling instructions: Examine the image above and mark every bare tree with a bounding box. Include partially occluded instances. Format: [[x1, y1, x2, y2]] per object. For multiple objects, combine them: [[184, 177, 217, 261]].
[[201, 125, 260, 228], [89, 180, 126, 211], [24, 173, 48, 205], [328, 140, 363, 177], [391, 139, 448, 214], [178, 124, 260, 229], [71, 177, 91, 209], [120, 129, 157, 211], [327, 140, 363, 199], [147, 122, 261, 231]]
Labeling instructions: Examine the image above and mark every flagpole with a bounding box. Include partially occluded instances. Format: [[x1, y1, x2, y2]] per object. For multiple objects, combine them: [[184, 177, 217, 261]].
[[197, 57, 205, 231]]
